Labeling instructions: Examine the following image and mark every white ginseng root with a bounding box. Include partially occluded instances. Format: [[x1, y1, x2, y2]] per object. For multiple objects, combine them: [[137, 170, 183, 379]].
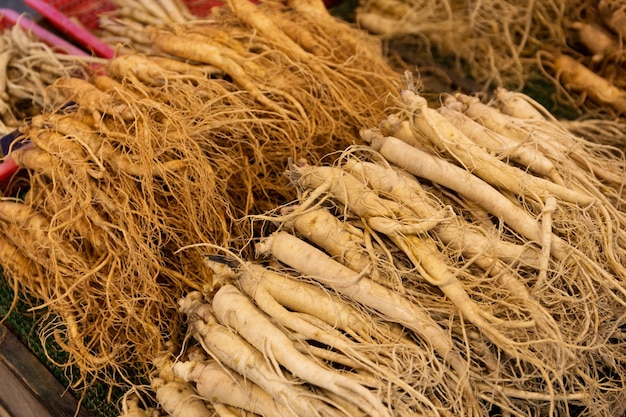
[[436, 102, 562, 183], [256, 230, 475, 406], [210, 284, 393, 417], [286, 207, 405, 290], [366, 134, 571, 261], [237, 262, 439, 415], [151, 376, 213, 417], [400, 89, 594, 207], [343, 156, 542, 269], [287, 207, 372, 275], [237, 262, 395, 342], [292, 165, 536, 337], [173, 360, 290, 417], [178, 292, 341, 417]]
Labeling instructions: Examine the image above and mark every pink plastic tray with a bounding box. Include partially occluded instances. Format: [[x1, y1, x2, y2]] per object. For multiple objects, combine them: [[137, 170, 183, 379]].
[[24, 0, 116, 58], [0, 8, 88, 56]]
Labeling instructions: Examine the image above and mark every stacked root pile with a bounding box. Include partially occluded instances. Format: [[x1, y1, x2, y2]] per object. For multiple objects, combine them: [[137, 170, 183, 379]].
[[142, 76, 626, 417], [0, 0, 399, 391], [356, 0, 626, 118], [95, 0, 199, 54], [0, 22, 96, 133]]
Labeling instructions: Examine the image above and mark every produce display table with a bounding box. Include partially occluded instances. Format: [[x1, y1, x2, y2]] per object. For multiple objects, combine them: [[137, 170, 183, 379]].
[[0, 324, 92, 417]]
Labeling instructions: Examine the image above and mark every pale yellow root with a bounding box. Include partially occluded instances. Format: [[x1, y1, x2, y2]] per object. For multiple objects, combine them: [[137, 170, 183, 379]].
[[343, 156, 542, 269], [173, 360, 293, 417], [236, 261, 442, 415], [401, 89, 594, 206], [149, 29, 291, 117], [151, 377, 213, 417], [287, 207, 373, 274], [50, 77, 136, 120], [367, 134, 572, 261], [257, 231, 476, 405], [493, 88, 548, 121], [571, 22, 619, 63], [211, 284, 392, 417], [178, 292, 343, 417], [295, 163, 544, 363], [553, 54, 626, 114]]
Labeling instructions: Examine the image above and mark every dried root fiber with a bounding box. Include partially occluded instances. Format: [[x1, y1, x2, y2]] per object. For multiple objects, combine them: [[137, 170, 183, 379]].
[[0, 0, 400, 392]]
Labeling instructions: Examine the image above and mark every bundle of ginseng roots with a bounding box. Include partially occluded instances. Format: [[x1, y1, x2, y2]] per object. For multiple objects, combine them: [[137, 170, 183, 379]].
[[0, 0, 400, 392], [0, 21, 97, 133], [95, 0, 199, 55], [135, 75, 626, 417], [356, 0, 626, 120]]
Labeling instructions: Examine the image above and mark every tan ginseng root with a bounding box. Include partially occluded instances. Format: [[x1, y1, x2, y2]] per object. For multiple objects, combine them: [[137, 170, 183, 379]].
[[551, 54, 626, 115], [571, 20, 622, 64], [117, 391, 167, 417], [368, 133, 626, 303], [0, 90, 230, 388], [490, 89, 626, 206], [92, 0, 400, 229], [48, 77, 137, 121], [105, 53, 221, 88], [0, 232, 46, 314], [279, 193, 556, 384], [459, 93, 626, 266], [3, 0, 402, 399], [226, 0, 397, 112], [98, 17, 154, 54], [340, 153, 617, 413]]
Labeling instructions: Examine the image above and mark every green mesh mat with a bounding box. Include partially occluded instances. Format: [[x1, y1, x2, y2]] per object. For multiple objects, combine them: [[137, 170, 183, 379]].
[[0, 271, 121, 417]]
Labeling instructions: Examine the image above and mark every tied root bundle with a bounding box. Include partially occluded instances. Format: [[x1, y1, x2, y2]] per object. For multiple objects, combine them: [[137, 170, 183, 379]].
[[0, 0, 400, 392], [0, 19, 99, 133], [140, 77, 626, 417]]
